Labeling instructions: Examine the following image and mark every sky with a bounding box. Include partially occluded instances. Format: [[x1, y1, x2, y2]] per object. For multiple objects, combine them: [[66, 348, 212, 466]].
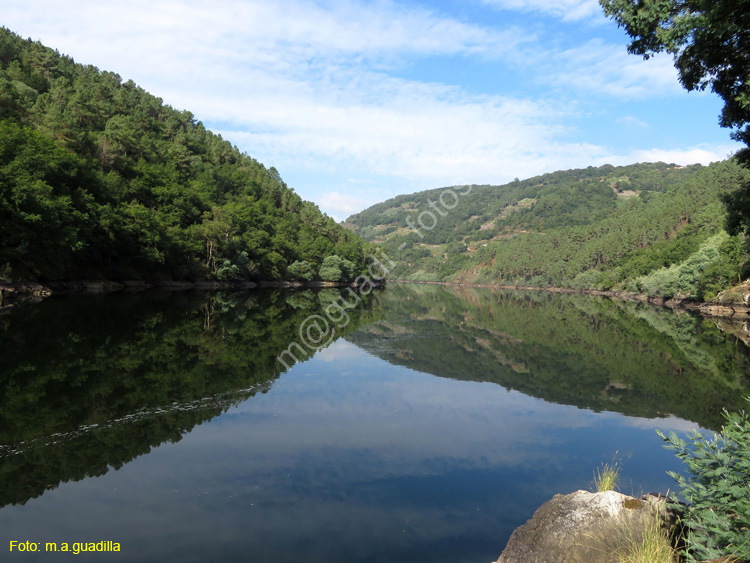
[[2, 0, 741, 220]]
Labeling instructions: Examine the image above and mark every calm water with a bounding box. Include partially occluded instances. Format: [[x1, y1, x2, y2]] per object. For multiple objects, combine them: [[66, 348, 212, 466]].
[[1, 285, 748, 562]]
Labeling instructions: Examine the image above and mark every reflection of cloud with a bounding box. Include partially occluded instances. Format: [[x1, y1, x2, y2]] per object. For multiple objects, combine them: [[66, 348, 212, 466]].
[[621, 415, 703, 433], [0, 341, 684, 561], [314, 339, 368, 363], [226, 355, 604, 475]]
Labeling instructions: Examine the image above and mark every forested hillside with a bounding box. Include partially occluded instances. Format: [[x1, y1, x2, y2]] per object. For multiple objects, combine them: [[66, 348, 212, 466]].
[[0, 27, 374, 282], [346, 161, 749, 299]]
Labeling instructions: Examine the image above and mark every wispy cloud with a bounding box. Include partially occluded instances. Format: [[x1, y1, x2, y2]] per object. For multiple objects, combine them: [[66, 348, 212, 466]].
[[2, 0, 737, 216], [625, 145, 739, 166], [319, 191, 376, 221], [616, 116, 649, 128], [481, 0, 605, 22], [542, 40, 683, 99]]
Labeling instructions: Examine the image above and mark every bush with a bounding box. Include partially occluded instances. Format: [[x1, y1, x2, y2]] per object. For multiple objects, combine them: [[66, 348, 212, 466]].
[[657, 397, 750, 562], [569, 269, 601, 290], [287, 260, 314, 282], [216, 259, 242, 281], [636, 232, 729, 299], [318, 255, 355, 282], [697, 234, 745, 300]]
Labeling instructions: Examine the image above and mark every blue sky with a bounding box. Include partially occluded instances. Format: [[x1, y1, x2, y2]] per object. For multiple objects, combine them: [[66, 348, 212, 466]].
[[3, 0, 740, 220]]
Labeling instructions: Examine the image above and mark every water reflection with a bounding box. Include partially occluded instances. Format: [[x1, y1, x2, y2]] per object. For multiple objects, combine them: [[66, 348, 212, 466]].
[[0, 289, 379, 507], [348, 284, 750, 429], [1, 285, 747, 562]]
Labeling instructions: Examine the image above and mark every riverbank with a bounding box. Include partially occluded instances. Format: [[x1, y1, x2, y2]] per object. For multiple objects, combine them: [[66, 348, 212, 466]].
[[0, 278, 385, 307], [388, 279, 750, 319]]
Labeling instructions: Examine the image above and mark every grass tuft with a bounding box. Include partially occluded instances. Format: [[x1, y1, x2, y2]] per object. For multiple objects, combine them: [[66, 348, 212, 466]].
[[616, 513, 679, 563], [592, 455, 622, 492]]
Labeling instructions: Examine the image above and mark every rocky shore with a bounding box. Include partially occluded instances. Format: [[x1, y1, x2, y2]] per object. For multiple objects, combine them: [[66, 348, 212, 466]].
[[493, 490, 679, 563], [389, 279, 750, 320]]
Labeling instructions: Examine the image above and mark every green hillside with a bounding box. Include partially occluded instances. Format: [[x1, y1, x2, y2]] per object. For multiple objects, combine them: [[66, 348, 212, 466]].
[[0, 27, 374, 283], [346, 161, 749, 299]]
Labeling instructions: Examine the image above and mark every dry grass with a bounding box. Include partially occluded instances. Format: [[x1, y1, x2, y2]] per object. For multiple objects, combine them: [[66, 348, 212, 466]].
[[616, 512, 679, 563]]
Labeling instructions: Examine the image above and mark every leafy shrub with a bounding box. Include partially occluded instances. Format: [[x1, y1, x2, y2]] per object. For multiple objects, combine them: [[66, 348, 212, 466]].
[[287, 260, 314, 282], [657, 398, 750, 562], [636, 232, 729, 298], [0, 263, 12, 282], [216, 259, 242, 281], [318, 255, 355, 282], [697, 234, 745, 300], [569, 269, 602, 290]]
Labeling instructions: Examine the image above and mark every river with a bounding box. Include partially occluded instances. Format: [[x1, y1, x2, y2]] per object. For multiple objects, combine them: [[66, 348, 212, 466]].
[[1, 284, 748, 562]]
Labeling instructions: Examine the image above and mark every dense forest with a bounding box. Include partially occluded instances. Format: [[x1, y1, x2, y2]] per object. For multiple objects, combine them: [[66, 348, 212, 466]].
[[346, 161, 749, 299], [0, 27, 375, 283]]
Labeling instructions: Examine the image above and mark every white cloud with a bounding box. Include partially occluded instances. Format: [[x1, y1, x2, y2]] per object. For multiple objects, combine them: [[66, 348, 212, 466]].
[[1, 0, 734, 217], [212, 79, 604, 192], [482, 0, 604, 22], [623, 145, 740, 166], [543, 41, 683, 99], [318, 191, 376, 221], [616, 116, 649, 128]]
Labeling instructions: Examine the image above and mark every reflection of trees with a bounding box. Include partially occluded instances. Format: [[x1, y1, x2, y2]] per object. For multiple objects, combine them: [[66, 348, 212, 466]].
[[0, 289, 378, 507], [348, 284, 750, 430]]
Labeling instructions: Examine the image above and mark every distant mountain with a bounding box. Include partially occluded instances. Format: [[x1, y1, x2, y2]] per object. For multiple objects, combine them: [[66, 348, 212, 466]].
[[346, 161, 749, 300], [0, 27, 374, 282]]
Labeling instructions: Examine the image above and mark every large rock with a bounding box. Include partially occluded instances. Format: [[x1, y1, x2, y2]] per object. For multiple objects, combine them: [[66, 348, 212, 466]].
[[494, 490, 675, 563]]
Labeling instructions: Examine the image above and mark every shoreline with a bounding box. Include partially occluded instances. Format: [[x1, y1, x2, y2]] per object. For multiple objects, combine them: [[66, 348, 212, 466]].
[[388, 278, 750, 319], [2, 276, 748, 319], [0, 279, 384, 306]]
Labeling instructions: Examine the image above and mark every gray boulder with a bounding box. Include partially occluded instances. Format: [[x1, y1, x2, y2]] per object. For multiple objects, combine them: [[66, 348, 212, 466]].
[[494, 490, 675, 563]]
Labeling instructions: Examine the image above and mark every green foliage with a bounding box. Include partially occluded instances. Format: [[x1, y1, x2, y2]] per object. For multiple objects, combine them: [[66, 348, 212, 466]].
[[287, 260, 314, 281], [216, 259, 243, 281], [0, 27, 375, 281], [349, 162, 700, 248], [658, 398, 750, 562], [599, 0, 750, 266], [633, 232, 730, 299], [592, 457, 621, 492], [697, 235, 746, 300], [318, 255, 355, 282], [352, 159, 748, 298]]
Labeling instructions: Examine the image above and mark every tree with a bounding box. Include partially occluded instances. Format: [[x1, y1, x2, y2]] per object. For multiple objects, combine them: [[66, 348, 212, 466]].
[[318, 255, 355, 282], [600, 0, 750, 150], [599, 0, 750, 235], [0, 27, 377, 283], [287, 260, 314, 281]]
